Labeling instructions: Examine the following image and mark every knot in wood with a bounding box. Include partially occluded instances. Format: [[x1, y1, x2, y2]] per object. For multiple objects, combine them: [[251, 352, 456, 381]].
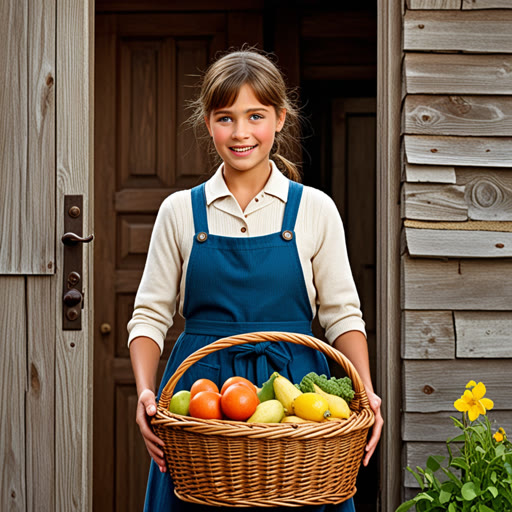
[[423, 385, 434, 395], [496, 243, 505, 249]]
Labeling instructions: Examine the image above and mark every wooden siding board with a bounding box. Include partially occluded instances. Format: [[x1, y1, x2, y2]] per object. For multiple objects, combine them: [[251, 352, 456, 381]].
[[0, 277, 27, 511], [407, 0, 461, 8], [404, 360, 512, 411], [404, 53, 512, 95], [401, 182, 468, 221], [455, 311, 512, 358], [401, 255, 512, 310], [463, 0, 512, 8], [405, 228, 512, 257], [404, 135, 512, 167], [402, 310, 455, 359], [404, 164, 456, 183], [0, 0, 55, 275], [405, 95, 512, 136], [403, 411, 512, 441], [26, 277, 55, 511], [55, 0, 94, 510], [404, 10, 512, 52], [404, 169, 512, 221]]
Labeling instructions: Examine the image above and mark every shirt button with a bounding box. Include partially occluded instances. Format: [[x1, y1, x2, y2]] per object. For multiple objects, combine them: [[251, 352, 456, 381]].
[[255, 198, 259, 202], [241, 227, 247, 233]]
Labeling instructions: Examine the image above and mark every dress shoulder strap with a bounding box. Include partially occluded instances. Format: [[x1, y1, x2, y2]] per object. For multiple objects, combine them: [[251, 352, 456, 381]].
[[190, 183, 209, 234], [281, 181, 303, 232]]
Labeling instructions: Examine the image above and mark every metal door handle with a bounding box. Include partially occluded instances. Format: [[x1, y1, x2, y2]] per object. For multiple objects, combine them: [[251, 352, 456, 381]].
[[61, 232, 94, 246]]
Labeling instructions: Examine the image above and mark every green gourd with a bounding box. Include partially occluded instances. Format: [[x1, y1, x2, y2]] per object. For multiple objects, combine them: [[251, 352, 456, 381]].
[[257, 371, 279, 402]]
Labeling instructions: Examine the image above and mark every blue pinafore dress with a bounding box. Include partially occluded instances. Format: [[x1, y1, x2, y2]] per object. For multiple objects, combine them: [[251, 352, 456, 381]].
[[144, 181, 356, 512]]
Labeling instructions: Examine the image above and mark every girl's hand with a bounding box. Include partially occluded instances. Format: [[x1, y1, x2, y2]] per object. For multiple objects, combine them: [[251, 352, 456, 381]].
[[136, 388, 167, 472], [363, 389, 383, 467]]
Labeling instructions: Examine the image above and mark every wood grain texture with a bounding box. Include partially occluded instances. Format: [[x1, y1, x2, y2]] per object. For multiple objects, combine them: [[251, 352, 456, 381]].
[[401, 182, 467, 221], [404, 10, 512, 52], [378, 0, 403, 509], [0, 0, 54, 274], [405, 164, 456, 183], [405, 228, 512, 257], [403, 359, 512, 411], [407, 0, 461, 7], [404, 135, 512, 167], [404, 53, 512, 95], [26, 276, 55, 512], [402, 255, 512, 310], [55, 0, 94, 510], [402, 310, 455, 359], [463, 0, 512, 8], [455, 311, 512, 358], [404, 95, 512, 136], [403, 411, 512, 441], [0, 277, 27, 512]]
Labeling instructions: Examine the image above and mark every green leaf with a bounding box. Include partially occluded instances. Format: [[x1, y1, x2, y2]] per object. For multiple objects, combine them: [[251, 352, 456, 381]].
[[449, 433, 466, 443], [495, 444, 506, 457], [451, 457, 470, 472], [427, 455, 445, 472], [486, 486, 498, 498], [448, 503, 457, 512], [461, 482, 478, 501], [505, 462, 512, 476], [475, 446, 486, 454], [406, 466, 425, 490], [478, 505, 494, 512], [491, 471, 497, 483], [441, 467, 462, 487], [439, 489, 452, 504], [395, 499, 416, 512]]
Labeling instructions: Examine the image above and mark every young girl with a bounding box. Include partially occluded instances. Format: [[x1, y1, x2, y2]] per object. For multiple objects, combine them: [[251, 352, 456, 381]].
[[128, 48, 383, 512]]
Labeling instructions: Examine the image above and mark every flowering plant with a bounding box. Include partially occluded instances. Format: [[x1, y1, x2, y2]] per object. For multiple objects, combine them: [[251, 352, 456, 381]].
[[396, 381, 512, 511]]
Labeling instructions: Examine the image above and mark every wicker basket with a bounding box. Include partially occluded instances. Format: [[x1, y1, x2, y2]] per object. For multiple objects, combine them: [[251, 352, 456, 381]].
[[152, 331, 375, 508]]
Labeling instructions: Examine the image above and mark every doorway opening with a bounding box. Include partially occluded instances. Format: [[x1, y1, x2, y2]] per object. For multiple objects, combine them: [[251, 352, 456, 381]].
[[93, 2, 378, 510]]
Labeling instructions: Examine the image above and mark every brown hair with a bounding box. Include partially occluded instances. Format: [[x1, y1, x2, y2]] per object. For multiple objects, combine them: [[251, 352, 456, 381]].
[[189, 47, 303, 182]]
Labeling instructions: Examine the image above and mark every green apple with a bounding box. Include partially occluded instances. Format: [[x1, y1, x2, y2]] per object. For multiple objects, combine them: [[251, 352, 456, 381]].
[[169, 390, 191, 416]]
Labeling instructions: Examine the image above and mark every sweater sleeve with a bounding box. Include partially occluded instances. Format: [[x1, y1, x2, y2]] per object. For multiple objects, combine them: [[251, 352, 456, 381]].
[[127, 193, 185, 354], [312, 193, 366, 344]]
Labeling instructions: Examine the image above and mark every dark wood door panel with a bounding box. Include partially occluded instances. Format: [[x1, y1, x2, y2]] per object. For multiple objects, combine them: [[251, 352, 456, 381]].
[[94, 9, 264, 511]]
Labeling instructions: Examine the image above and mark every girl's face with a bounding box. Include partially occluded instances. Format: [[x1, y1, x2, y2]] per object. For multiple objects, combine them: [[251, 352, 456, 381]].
[[205, 84, 286, 179]]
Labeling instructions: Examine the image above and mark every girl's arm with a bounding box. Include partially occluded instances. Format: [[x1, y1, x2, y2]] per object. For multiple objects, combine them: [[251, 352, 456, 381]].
[[334, 330, 383, 467], [130, 336, 168, 472]]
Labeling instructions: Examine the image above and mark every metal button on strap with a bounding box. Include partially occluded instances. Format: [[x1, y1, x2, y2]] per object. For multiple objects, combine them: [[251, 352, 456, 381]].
[[282, 230, 293, 241], [241, 227, 247, 233], [197, 232, 208, 243]]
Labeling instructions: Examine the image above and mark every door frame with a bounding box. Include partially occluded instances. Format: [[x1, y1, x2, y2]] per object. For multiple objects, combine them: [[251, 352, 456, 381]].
[[85, 1, 403, 510], [57, 0, 95, 510], [376, 0, 403, 510]]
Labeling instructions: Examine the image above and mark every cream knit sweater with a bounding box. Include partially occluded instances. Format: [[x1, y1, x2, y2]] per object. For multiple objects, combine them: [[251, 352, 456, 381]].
[[127, 162, 366, 353]]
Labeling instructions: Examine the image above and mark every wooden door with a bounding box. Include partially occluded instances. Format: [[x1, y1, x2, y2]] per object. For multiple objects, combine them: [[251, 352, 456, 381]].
[[93, 11, 263, 511]]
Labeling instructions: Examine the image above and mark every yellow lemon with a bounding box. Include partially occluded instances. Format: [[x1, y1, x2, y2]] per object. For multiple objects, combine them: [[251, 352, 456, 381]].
[[292, 393, 331, 422]]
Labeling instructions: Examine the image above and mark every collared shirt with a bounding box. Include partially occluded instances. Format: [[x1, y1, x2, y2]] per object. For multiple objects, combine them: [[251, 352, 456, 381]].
[[128, 161, 366, 353]]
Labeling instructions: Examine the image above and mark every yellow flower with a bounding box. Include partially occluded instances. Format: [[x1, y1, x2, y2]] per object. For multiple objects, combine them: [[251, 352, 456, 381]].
[[494, 427, 506, 443], [454, 381, 494, 422]]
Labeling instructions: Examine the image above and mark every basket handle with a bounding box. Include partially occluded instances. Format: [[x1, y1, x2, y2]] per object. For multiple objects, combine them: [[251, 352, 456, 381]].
[[159, 331, 371, 413]]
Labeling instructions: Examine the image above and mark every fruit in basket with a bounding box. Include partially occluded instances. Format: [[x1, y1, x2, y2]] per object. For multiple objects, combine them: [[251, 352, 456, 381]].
[[257, 372, 279, 402], [168, 390, 191, 416], [247, 399, 285, 423], [280, 415, 313, 424], [221, 383, 259, 421], [273, 374, 302, 414], [220, 376, 258, 395], [298, 372, 354, 404], [190, 378, 219, 398], [311, 383, 351, 419], [189, 390, 223, 420], [292, 393, 331, 422]]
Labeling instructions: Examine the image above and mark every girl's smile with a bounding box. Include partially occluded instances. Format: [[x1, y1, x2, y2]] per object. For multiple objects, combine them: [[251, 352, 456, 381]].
[[204, 84, 286, 179]]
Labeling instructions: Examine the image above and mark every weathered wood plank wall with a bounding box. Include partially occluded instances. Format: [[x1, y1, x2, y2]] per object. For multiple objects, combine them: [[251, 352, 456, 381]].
[[401, 1, 512, 499], [0, 0, 55, 275]]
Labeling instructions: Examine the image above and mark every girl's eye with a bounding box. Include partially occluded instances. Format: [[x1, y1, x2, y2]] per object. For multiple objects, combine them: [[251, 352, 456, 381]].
[[218, 116, 232, 123], [250, 114, 263, 120]]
